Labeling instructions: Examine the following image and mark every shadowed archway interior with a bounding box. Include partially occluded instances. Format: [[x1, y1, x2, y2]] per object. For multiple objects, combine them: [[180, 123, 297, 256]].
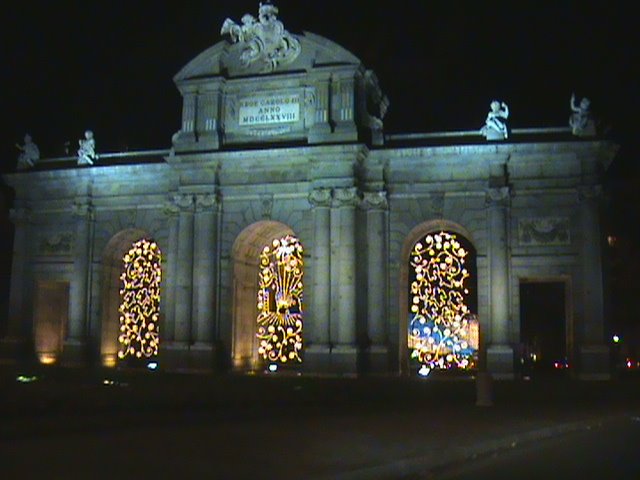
[[231, 220, 297, 370]]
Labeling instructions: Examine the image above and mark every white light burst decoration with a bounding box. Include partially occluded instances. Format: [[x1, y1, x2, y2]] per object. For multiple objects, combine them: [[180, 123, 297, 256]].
[[256, 235, 304, 364]]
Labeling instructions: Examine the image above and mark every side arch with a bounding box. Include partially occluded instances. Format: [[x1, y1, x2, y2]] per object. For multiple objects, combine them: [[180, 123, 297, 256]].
[[231, 220, 299, 370], [399, 220, 478, 375], [99, 228, 155, 366]]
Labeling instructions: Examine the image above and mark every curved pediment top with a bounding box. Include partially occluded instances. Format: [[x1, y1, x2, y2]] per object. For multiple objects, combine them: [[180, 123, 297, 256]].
[[174, 32, 362, 84]]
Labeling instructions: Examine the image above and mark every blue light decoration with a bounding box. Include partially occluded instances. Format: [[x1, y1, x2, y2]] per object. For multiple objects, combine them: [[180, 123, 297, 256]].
[[408, 232, 479, 372]]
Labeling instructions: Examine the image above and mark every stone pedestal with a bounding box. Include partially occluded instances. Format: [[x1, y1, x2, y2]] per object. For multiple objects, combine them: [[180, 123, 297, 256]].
[[487, 344, 514, 379], [329, 345, 358, 375], [61, 339, 87, 366], [358, 345, 390, 375]]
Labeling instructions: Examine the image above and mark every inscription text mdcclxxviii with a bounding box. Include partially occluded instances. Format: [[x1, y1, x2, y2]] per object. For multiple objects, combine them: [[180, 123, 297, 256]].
[[239, 94, 300, 126]]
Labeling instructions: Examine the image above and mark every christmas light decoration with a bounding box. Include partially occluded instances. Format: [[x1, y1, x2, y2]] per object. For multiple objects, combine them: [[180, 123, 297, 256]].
[[117, 239, 161, 360], [408, 231, 478, 371], [257, 235, 304, 364]]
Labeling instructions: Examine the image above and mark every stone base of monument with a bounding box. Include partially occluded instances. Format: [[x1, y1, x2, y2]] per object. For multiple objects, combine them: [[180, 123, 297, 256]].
[[303, 344, 358, 376], [160, 341, 191, 371], [188, 342, 216, 372], [578, 344, 610, 380], [0, 337, 24, 363], [487, 344, 514, 379], [357, 345, 390, 375], [61, 339, 87, 366], [485, 129, 507, 141]]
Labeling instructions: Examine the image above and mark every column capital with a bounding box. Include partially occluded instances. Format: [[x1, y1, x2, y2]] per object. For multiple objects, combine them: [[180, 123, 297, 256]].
[[485, 186, 511, 206], [308, 187, 332, 208], [333, 187, 360, 208], [577, 185, 602, 202], [9, 207, 32, 224], [172, 193, 195, 211], [195, 193, 219, 212], [361, 191, 388, 211], [71, 198, 93, 218]]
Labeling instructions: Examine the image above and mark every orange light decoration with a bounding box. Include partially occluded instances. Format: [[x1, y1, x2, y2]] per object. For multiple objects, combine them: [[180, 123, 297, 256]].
[[256, 235, 304, 364], [408, 232, 478, 371], [117, 239, 161, 360]]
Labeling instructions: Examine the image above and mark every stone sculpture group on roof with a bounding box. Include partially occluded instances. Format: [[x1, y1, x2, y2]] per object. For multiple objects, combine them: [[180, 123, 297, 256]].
[[13, 2, 599, 170], [220, 1, 301, 72]]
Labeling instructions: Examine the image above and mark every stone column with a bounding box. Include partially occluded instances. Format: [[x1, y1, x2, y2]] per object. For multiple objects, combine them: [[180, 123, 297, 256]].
[[578, 185, 608, 378], [161, 202, 180, 342], [333, 187, 359, 345], [69, 198, 93, 342], [486, 187, 513, 376], [192, 193, 218, 344], [308, 188, 332, 345], [362, 191, 388, 344], [173, 194, 194, 343], [6, 208, 32, 341]]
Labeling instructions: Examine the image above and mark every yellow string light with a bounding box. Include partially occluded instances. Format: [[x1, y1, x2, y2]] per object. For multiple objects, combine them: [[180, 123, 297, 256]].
[[118, 239, 161, 360], [256, 235, 304, 364], [408, 232, 478, 371]]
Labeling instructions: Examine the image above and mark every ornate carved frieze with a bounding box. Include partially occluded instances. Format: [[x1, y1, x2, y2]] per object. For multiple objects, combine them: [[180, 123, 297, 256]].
[[308, 188, 332, 208], [518, 217, 571, 246], [220, 3, 301, 73], [361, 191, 388, 210]]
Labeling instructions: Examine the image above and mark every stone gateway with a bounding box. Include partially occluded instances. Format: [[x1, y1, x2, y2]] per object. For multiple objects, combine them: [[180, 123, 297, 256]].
[[1, 4, 616, 379]]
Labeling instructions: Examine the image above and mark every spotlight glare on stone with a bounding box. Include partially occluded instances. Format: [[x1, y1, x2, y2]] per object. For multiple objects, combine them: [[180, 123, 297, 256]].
[[418, 365, 431, 377], [147, 361, 158, 371], [268, 363, 278, 372]]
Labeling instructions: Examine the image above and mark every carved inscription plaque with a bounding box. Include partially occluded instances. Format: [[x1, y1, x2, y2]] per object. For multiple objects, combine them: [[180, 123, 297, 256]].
[[238, 94, 300, 126]]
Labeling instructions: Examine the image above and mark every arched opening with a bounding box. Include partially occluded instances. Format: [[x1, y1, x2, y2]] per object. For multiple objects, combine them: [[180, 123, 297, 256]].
[[231, 221, 304, 371], [100, 229, 161, 367], [399, 221, 478, 376], [117, 239, 162, 363]]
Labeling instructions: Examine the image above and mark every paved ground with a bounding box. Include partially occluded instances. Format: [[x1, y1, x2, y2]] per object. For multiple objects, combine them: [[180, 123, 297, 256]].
[[1, 365, 639, 479]]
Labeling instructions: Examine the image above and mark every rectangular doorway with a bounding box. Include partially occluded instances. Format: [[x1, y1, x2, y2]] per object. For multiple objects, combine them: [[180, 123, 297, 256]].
[[519, 281, 568, 372], [33, 280, 70, 364]]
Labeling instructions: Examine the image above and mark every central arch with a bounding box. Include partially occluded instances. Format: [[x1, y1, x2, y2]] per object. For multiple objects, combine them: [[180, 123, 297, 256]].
[[231, 220, 303, 370]]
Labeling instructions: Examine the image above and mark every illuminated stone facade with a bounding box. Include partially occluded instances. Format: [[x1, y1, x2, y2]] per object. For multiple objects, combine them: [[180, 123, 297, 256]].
[[1, 18, 616, 378]]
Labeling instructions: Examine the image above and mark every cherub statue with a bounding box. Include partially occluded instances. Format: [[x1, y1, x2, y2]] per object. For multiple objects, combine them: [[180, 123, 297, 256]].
[[481, 100, 509, 140], [77, 130, 96, 165], [569, 93, 595, 136], [15, 133, 40, 170]]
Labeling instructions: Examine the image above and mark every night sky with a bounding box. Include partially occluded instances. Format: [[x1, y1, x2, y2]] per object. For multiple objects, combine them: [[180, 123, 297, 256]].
[[1, 2, 639, 335]]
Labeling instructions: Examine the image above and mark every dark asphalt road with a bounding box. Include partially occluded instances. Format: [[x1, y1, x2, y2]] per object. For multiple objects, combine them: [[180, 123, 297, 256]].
[[432, 416, 640, 480]]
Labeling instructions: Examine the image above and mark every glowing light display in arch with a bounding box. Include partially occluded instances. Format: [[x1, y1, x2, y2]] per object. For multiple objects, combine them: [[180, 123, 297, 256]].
[[257, 235, 304, 364], [118, 239, 161, 360], [408, 231, 479, 373]]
